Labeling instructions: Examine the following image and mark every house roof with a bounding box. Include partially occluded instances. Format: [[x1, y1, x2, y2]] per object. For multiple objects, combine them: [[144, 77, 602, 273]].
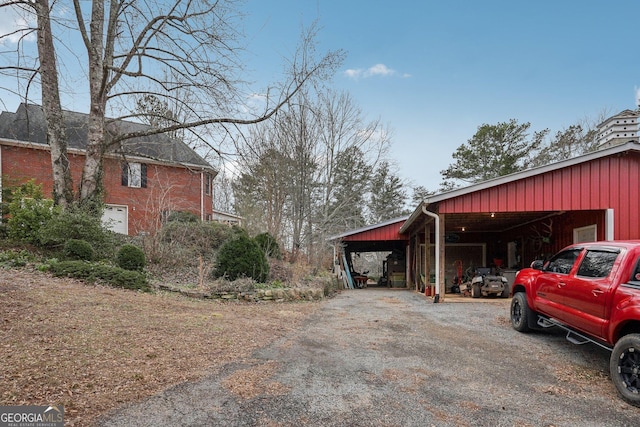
[[0, 103, 215, 172]]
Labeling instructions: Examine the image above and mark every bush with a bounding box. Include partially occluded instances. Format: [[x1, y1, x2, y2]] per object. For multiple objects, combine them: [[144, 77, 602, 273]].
[[6, 180, 59, 244], [49, 260, 150, 292], [39, 205, 118, 259], [254, 232, 282, 260], [117, 244, 146, 271], [212, 235, 269, 282], [159, 221, 234, 253], [0, 250, 35, 268], [268, 258, 293, 283], [166, 211, 200, 223], [63, 239, 95, 261]]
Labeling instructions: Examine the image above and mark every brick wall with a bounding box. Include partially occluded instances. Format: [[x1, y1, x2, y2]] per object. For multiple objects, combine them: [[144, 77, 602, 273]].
[[1, 143, 213, 235]]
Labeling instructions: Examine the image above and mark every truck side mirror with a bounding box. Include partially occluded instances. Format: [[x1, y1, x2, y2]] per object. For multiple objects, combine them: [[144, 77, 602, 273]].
[[531, 260, 545, 270]]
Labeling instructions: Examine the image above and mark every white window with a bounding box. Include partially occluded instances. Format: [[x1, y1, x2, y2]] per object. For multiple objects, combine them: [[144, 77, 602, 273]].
[[574, 224, 597, 244], [122, 162, 147, 188]]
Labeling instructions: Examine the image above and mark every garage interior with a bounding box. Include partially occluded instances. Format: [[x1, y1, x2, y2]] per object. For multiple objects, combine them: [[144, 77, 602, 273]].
[[332, 208, 609, 301]]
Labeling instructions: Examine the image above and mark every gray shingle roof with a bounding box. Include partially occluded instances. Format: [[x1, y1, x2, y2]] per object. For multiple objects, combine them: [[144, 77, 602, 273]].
[[0, 103, 214, 170]]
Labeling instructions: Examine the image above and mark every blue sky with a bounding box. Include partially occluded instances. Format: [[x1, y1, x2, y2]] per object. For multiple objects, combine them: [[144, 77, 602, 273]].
[[1, 1, 639, 193], [240, 0, 640, 191]]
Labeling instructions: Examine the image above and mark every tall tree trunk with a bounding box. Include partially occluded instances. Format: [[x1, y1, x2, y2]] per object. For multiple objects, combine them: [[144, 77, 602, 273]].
[[78, 0, 107, 211], [34, 0, 74, 208]]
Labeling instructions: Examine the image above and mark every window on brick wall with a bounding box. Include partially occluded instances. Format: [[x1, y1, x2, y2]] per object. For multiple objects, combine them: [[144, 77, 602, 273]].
[[204, 172, 212, 195], [122, 162, 147, 188]]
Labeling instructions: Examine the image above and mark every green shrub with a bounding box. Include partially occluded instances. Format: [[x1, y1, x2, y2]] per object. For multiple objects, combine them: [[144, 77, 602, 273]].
[[0, 250, 35, 268], [254, 232, 282, 259], [49, 260, 150, 292], [117, 244, 146, 271], [63, 239, 95, 261], [7, 180, 59, 244], [212, 235, 269, 282], [38, 205, 117, 259]]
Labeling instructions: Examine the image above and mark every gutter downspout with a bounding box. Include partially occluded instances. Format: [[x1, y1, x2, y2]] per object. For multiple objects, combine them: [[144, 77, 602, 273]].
[[422, 204, 440, 303], [200, 171, 205, 221], [0, 145, 2, 212]]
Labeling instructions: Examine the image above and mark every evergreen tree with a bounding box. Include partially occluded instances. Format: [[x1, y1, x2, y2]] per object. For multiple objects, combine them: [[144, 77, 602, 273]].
[[411, 185, 435, 205], [440, 119, 548, 189], [328, 146, 370, 230], [368, 161, 407, 223]]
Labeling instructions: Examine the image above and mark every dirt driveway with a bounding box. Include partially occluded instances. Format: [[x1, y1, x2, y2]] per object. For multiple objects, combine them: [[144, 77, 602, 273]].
[[96, 288, 639, 426]]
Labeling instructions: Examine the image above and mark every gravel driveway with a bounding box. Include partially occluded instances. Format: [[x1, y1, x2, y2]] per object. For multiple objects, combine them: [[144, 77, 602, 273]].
[[96, 288, 639, 426]]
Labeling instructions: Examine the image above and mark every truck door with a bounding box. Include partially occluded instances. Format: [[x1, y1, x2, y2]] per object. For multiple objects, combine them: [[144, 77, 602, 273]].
[[534, 248, 582, 321], [562, 248, 619, 338]]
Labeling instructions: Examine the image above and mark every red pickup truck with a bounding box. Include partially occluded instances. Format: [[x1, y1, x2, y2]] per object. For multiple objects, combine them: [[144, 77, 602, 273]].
[[510, 241, 640, 407]]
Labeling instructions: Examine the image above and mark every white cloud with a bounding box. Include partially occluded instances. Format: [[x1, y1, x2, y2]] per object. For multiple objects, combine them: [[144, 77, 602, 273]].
[[345, 63, 408, 80], [366, 63, 394, 77], [0, 8, 36, 45], [344, 68, 362, 78]]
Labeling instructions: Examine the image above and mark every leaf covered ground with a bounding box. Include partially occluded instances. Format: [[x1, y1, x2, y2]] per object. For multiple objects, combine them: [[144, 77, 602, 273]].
[[0, 268, 320, 426]]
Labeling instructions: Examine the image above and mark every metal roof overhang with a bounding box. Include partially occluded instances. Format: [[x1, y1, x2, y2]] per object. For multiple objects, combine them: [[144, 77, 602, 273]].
[[328, 216, 409, 253], [400, 141, 640, 236], [338, 239, 407, 253], [400, 206, 563, 237]]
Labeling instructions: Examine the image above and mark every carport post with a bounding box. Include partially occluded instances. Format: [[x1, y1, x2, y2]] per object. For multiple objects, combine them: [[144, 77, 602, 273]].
[[422, 206, 442, 302]]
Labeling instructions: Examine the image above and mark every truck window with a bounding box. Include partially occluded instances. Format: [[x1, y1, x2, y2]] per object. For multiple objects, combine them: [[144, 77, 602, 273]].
[[576, 250, 618, 278], [629, 259, 640, 284], [545, 249, 581, 274]]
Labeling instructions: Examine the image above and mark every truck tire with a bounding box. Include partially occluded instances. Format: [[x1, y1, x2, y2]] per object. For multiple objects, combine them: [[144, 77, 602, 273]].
[[471, 283, 481, 298], [610, 333, 640, 407], [510, 292, 531, 332]]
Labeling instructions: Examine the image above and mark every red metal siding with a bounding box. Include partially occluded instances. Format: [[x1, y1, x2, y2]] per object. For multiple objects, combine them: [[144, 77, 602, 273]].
[[343, 220, 407, 242], [437, 151, 640, 239]]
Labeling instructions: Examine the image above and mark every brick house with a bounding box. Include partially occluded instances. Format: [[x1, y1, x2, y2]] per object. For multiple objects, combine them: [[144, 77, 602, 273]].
[[0, 103, 217, 235]]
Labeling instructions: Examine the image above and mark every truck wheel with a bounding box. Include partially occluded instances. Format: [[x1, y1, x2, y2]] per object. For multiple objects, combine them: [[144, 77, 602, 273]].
[[510, 292, 531, 332], [610, 334, 640, 407], [471, 283, 481, 298]]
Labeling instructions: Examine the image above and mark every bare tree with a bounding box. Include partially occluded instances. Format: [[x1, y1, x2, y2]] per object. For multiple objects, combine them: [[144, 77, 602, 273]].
[[315, 90, 389, 235], [211, 166, 235, 213], [233, 141, 290, 238], [530, 109, 611, 168], [0, 1, 344, 212], [0, 0, 74, 207], [232, 88, 391, 266]]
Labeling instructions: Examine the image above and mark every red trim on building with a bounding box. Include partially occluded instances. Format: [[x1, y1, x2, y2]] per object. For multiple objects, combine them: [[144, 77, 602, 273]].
[[342, 220, 408, 242]]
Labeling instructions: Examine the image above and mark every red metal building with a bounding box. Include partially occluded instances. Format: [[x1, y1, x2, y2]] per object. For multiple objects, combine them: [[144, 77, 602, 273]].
[[329, 217, 409, 289], [331, 141, 640, 299], [400, 141, 640, 299]]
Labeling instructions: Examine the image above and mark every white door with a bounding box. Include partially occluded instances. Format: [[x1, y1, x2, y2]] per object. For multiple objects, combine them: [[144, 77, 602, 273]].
[[102, 205, 128, 235]]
